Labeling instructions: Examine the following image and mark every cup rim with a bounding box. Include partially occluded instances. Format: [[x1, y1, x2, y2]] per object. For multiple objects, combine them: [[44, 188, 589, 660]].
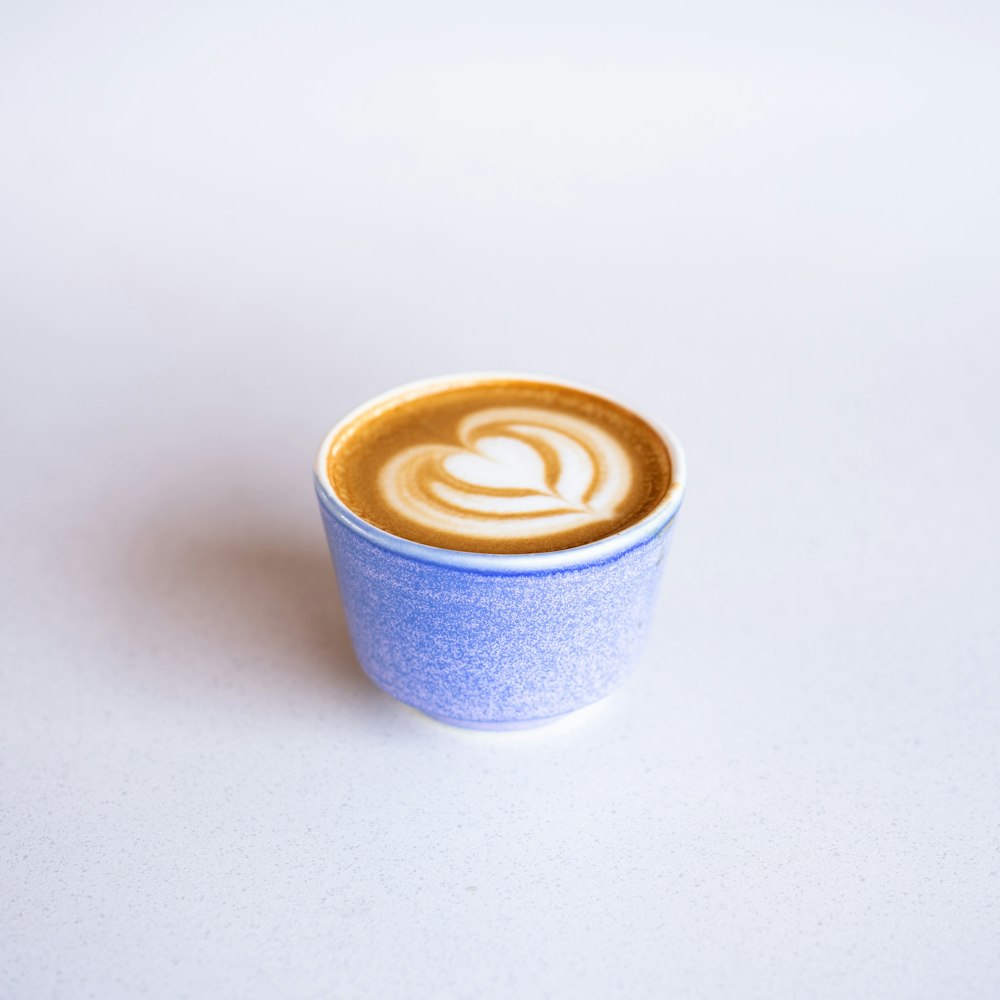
[[313, 371, 686, 572]]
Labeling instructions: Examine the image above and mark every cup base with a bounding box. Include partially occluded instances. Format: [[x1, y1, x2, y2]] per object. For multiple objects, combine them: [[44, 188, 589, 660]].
[[418, 698, 608, 732], [422, 712, 572, 731]]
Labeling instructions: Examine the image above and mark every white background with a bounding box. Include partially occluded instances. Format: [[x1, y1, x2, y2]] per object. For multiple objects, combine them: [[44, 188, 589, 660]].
[[2, 2, 999, 997]]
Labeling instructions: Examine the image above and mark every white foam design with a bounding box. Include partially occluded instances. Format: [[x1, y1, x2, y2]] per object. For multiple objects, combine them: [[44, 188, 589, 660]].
[[377, 406, 633, 542]]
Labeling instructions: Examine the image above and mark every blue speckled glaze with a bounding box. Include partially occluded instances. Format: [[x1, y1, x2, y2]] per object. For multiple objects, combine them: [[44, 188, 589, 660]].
[[313, 373, 685, 730], [317, 497, 676, 728]]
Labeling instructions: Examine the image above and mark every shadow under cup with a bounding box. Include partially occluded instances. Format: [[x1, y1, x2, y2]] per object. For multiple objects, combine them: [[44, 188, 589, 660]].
[[314, 376, 686, 730]]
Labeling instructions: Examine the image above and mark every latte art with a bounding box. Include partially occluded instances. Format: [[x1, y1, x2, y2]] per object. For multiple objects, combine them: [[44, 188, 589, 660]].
[[379, 407, 631, 541], [327, 377, 672, 554]]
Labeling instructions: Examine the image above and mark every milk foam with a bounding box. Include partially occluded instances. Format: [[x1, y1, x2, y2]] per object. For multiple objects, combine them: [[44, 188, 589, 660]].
[[377, 406, 633, 542]]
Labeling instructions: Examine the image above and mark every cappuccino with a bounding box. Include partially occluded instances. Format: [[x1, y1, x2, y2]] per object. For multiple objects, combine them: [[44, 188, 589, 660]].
[[325, 376, 671, 554]]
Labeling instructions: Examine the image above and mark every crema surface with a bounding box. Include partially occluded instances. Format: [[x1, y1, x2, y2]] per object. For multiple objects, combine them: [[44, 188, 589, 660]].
[[328, 379, 672, 554]]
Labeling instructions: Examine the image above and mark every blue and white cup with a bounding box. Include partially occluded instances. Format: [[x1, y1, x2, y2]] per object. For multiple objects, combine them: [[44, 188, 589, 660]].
[[314, 374, 686, 730]]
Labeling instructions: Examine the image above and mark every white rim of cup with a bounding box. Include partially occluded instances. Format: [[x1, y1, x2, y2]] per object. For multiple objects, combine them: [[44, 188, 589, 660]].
[[313, 372, 686, 573]]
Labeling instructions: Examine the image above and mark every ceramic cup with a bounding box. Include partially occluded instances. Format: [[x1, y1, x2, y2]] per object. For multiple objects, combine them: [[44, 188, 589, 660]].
[[314, 374, 686, 730]]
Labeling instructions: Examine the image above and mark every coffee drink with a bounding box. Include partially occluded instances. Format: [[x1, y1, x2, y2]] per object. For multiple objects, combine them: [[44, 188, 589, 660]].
[[325, 376, 672, 554], [315, 374, 686, 727]]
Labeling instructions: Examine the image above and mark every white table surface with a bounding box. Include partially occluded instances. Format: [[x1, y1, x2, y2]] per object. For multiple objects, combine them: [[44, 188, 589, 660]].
[[3, 3, 999, 998]]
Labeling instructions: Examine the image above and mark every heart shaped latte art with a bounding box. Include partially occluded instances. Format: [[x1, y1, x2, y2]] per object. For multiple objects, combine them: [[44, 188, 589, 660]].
[[377, 406, 633, 542]]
